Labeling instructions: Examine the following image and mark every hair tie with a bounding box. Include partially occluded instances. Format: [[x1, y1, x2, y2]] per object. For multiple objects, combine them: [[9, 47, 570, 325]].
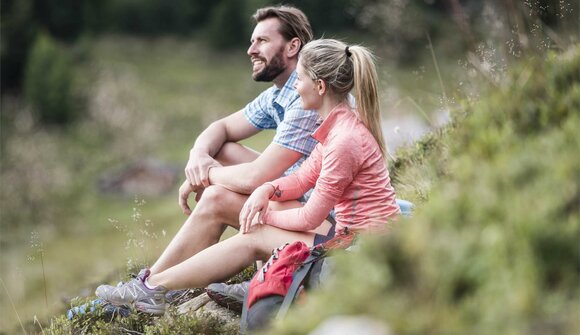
[[345, 46, 352, 58]]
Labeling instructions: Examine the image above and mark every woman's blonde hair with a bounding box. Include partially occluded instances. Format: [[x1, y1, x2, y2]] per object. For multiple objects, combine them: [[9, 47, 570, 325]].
[[299, 39, 387, 158]]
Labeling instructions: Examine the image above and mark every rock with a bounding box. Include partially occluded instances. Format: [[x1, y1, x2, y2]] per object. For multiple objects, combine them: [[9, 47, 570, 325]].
[[177, 293, 240, 329], [177, 292, 211, 314], [195, 301, 240, 325], [309, 315, 392, 335], [98, 158, 179, 197]]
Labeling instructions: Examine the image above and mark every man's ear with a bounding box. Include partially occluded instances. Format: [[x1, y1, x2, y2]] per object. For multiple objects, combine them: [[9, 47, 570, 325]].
[[286, 37, 301, 58]]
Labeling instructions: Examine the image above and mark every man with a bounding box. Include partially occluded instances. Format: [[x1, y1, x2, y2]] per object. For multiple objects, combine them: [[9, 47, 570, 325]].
[[96, 5, 329, 314]]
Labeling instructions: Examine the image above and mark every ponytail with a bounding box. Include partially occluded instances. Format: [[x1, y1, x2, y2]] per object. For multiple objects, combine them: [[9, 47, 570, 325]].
[[300, 40, 389, 159], [349, 46, 388, 159]]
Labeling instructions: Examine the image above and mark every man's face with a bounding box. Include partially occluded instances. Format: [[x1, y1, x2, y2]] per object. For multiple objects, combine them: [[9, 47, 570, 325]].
[[247, 18, 288, 82]]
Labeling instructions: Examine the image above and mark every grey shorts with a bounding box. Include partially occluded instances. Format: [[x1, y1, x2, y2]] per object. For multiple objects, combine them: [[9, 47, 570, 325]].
[[313, 214, 336, 246], [297, 193, 337, 246]]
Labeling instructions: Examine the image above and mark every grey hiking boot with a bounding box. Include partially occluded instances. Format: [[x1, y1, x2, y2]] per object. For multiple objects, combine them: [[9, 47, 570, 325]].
[[206, 281, 250, 313], [95, 269, 168, 315]]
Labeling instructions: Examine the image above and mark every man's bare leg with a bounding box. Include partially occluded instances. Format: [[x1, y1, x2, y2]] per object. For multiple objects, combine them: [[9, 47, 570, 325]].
[[149, 142, 259, 275], [150, 185, 250, 274]]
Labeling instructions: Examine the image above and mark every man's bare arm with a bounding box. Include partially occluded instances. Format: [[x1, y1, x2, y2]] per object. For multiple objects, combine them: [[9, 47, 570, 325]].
[[208, 143, 303, 194], [185, 110, 260, 188]]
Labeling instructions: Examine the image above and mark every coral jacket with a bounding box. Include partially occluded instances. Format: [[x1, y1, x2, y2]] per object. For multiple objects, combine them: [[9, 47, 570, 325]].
[[263, 104, 400, 234]]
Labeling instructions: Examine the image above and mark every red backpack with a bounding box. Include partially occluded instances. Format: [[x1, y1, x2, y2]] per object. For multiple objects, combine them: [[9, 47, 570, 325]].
[[241, 229, 356, 332]]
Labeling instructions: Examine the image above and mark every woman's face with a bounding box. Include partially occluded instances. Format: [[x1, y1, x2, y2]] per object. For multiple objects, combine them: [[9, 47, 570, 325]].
[[295, 61, 322, 111]]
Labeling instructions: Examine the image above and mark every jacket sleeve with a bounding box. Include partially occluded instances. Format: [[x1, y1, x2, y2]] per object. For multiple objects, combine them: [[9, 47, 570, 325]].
[[263, 138, 359, 231], [265, 144, 322, 201]]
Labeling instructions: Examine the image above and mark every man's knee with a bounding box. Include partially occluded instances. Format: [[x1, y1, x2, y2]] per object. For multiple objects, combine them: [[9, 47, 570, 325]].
[[193, 185, 243, 223], [195, 185, 228, 214]]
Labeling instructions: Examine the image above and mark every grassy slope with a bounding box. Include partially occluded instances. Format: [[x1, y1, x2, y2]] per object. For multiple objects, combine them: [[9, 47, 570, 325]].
[[271, 45, 580, 335]]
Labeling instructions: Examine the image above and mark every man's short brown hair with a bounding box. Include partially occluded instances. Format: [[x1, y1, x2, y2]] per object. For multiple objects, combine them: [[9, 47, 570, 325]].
[[252, 6, 313, 51]]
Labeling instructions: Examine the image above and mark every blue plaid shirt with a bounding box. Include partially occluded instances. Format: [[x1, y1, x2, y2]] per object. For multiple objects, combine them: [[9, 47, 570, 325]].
[[244, 71, 319, 175]]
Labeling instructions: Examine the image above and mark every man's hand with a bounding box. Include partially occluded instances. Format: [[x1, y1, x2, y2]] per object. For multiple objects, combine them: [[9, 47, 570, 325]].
[[178, 180, 204, 215], [185, 149, 222, 190], [239, 184, 275, 234]]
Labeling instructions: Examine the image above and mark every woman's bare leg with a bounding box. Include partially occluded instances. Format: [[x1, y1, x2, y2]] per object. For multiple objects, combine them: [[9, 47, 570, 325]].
[[147, 224, 318, 290]]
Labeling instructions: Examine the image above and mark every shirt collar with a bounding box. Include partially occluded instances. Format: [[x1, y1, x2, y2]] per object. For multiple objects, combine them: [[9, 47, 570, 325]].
[[273, 71, 299, 109], [311, 104, 353, 144]]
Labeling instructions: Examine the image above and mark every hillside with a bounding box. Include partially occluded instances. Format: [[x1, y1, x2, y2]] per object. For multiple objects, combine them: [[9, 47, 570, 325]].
[[272, 44, 580, 335], [11, 42, 579, 335]]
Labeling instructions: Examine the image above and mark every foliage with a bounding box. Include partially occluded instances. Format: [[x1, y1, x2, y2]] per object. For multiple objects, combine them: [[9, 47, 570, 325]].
[[106, 0, 196, 36], [24, 33, 75, 124], [270, 45, 580, 335], [1, 0, 37, 90], [145, 309, 239, 335], [48, 297, 157, 335], [31, 0, 108, 41], [206, 0, 249, 49], [4, 0, 578, 92], [349, 0, 579, 62], [47, 307, 240, 335]]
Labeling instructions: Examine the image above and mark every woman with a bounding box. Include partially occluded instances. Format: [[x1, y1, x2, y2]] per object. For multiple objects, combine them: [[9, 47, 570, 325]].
[[96, 39, 400, 315], [239, 39, 399, 237]]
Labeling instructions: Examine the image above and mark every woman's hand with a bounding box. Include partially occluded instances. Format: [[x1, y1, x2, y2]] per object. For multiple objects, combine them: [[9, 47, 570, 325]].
[[239, 184, 275, 234]]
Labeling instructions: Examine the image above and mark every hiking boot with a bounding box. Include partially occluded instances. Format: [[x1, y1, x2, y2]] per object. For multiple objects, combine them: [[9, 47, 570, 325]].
[[205, 281, 249, 313], [95, 269, 167, 315]]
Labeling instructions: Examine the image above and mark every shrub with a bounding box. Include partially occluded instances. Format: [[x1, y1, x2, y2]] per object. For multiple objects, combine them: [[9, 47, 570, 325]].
[[24, 33, 75, 124], [206, 0, 248, 50]]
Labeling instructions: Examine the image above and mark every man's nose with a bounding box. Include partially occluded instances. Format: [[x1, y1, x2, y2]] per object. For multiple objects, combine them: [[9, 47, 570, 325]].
[[247, 42, 257, 56]]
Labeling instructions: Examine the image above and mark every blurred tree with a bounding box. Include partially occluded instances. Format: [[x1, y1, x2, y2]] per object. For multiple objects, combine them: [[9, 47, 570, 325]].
[[107, 0, 196, 35], [24, 33, 74, 124], [2, 0, 108, 92], [351, 0, 447, 62], [32, 0, 84, 41], [206, 0, 248, 49], [350, 0, 578, 62], [289, 0, 359, 34], [1, 0, 38, 92]]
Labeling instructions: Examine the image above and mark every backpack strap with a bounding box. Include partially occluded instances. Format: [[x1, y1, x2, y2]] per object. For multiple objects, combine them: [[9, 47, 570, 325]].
[[240, 289, 250, 332], [275, 247, 325, 319]]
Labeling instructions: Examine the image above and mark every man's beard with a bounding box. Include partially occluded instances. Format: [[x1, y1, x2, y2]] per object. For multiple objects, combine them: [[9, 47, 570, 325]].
[[253, 50, 287, 82]]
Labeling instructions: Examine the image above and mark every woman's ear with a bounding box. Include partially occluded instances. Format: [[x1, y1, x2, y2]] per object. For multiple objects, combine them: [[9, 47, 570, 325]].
[[287, 37, 301, 58], [317, 79, 327, 96]]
